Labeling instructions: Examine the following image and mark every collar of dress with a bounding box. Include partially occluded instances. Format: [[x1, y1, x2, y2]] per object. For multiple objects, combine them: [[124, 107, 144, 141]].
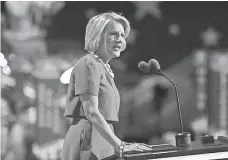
[[89, 53, 115, 78]]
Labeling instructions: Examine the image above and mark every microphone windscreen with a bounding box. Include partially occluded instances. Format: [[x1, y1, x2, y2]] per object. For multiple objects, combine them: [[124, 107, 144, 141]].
[[148, 59, 161, 70], [138, 61, 150, 73]]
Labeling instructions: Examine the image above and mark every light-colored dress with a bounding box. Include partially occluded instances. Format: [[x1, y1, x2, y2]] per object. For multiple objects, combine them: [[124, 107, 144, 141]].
[[62, 54, 120, 160]]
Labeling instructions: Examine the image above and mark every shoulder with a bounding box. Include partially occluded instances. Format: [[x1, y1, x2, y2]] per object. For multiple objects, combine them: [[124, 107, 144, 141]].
[[75, 54, 99, 67], [72, 54, 101, 73]]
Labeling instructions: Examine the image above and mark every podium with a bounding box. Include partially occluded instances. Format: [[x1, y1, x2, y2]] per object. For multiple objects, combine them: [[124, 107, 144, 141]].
[[103, 136, 228, 160]]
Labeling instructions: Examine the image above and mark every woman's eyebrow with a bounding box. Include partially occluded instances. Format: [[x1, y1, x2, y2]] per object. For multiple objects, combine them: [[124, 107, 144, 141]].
[[109, 30, 124, 34]]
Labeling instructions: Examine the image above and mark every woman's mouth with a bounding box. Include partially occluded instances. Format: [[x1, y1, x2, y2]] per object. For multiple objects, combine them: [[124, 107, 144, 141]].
[[113, 45, 121, 51]]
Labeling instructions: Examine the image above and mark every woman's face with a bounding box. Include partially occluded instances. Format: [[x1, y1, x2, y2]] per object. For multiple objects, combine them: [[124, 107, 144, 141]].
[[97, 20, 126, 58]]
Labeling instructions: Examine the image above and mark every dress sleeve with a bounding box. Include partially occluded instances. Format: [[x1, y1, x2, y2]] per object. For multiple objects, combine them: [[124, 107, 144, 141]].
[[74, 57, 101, 96]]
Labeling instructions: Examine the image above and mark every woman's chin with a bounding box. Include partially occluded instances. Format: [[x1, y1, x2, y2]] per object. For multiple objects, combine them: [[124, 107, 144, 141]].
[[111, 51, 121, 58]]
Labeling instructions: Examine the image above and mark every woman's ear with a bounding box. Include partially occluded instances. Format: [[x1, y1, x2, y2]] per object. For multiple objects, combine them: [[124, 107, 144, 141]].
[[94, 38, 100, 52]]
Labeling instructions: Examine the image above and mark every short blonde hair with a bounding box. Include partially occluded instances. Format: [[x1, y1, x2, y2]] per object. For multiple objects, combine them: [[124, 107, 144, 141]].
[[84, 12, 131, 53]]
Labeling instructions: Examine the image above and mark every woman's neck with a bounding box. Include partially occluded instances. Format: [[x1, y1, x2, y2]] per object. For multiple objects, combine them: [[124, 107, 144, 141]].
[[94, 52, 111, 64]]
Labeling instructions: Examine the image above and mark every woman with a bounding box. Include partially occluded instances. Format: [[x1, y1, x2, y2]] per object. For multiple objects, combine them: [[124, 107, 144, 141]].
[[62, 12, 150, 160]]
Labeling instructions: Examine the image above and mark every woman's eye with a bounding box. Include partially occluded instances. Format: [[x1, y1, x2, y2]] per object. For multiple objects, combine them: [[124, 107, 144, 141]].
[[110, 32, 117, 36], [109, 32, 125, 38]]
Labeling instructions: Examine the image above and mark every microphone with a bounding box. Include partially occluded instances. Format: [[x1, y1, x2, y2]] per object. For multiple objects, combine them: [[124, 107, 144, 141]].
[[147, 59, 162, 75], [143, 59, 191, 147], [148, 59, 183, 133], [138, 61, 150, 74]]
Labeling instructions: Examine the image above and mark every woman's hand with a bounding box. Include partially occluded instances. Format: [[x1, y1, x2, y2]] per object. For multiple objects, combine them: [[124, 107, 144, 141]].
[[123, 142, 152, 153], [115, 142, 152, 158]]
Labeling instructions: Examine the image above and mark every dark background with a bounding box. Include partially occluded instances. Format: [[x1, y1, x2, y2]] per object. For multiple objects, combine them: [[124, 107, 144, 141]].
[[2, 1, 228, 70]]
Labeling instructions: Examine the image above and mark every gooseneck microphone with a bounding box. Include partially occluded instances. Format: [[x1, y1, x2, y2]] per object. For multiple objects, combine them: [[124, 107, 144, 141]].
[[148, 59, 184, 134], [138, 61, 150, 74], [138, 59, 191, 147]]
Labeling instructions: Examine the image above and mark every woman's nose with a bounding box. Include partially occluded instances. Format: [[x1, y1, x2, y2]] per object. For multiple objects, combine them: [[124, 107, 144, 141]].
[[115, 35, 122, 42]]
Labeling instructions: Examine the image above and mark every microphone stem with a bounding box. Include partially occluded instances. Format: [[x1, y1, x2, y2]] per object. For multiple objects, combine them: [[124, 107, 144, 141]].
[[160, 71, 184, 133]]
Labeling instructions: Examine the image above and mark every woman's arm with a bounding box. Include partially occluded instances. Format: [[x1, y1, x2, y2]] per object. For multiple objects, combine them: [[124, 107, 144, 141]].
[[79, 94, 122, 148], [80, 94, 152, 157]]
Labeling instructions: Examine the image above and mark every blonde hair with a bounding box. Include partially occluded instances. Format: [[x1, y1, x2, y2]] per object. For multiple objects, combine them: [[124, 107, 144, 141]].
[[84, 12, 131, 53]]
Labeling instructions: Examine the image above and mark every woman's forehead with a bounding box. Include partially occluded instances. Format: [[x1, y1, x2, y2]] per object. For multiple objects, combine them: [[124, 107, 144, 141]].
[[104, 20, 125, 33]]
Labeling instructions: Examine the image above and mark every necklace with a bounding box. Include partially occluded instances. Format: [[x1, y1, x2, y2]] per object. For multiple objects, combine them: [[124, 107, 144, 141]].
[[90, 53, 115, 78]]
